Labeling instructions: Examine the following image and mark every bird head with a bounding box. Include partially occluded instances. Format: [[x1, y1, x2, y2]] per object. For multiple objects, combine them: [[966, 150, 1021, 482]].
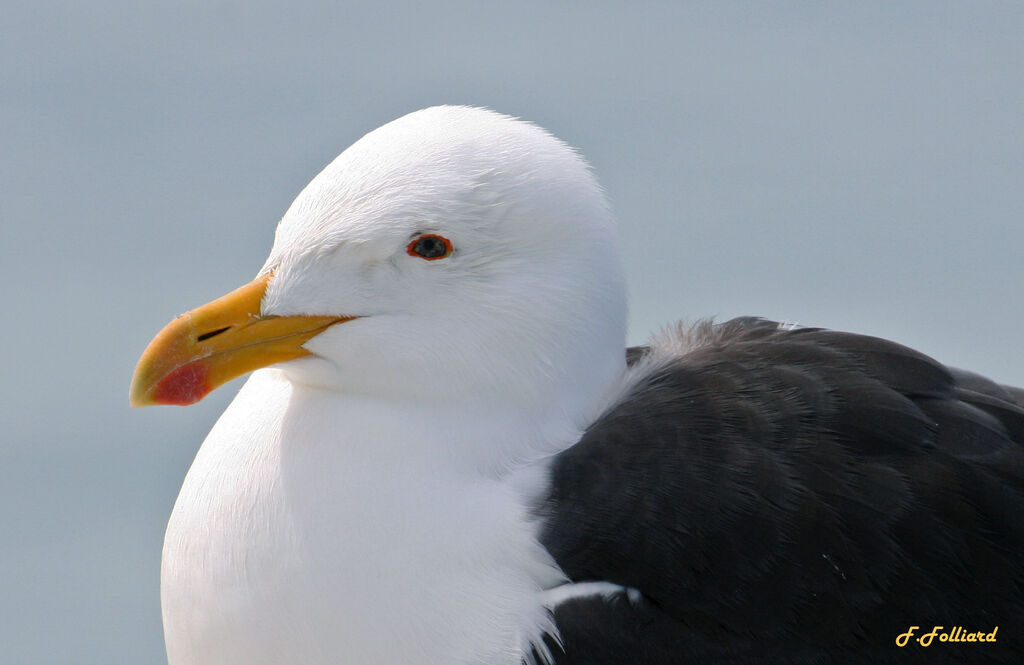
[[130, 106, 627, 416]]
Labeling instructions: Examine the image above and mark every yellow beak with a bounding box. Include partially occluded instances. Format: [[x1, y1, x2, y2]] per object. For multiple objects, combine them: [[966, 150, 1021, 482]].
[[129, 273, 350, 407]]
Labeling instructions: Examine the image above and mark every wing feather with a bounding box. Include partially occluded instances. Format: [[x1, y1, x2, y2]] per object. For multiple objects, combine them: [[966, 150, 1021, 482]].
[[538, 318, 1024, 664]]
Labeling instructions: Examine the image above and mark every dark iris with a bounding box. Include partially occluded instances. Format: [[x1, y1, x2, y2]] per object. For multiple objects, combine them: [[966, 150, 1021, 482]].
[[410, 235, 450, 259]]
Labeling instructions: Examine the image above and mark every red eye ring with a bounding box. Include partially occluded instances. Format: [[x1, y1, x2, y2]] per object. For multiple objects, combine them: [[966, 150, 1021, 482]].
[[407, 234, 453, 260]]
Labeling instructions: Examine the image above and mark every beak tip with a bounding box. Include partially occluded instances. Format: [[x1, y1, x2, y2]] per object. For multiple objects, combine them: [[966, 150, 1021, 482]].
[[129, 374, 157, 408], [129, 392, 153, 408], [129, 357, 211, 407]]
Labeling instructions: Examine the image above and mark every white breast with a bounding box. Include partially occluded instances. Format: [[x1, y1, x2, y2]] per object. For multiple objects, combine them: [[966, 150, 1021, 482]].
[[161, 370, 565, 665]]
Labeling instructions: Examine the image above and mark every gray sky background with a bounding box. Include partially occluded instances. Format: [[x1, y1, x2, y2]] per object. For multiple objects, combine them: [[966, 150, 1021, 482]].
[[2, 2, 1022, 663]]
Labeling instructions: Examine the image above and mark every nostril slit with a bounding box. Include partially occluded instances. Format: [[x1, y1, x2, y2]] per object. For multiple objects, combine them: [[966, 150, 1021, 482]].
[[197, 326, 231, 342]]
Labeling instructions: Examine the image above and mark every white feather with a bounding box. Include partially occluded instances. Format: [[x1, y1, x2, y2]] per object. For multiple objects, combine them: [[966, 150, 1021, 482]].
[[161, 107, 630, 664]]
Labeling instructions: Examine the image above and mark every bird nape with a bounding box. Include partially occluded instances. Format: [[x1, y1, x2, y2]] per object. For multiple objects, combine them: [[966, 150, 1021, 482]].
[[131, 106, 1023, 665]]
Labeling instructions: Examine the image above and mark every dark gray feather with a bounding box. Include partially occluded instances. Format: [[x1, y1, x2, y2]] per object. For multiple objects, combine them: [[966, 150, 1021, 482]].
[[538, 318, 1024, 664]]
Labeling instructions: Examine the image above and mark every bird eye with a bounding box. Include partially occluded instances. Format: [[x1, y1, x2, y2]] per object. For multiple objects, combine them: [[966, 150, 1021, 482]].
[[407, 234, 453, 260]]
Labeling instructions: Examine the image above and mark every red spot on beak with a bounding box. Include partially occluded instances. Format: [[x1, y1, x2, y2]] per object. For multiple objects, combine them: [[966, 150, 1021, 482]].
[[152, 361, 212, 406]]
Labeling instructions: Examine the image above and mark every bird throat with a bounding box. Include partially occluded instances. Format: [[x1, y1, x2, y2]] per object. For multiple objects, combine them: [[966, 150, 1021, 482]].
[[161, 370, 565, 665]]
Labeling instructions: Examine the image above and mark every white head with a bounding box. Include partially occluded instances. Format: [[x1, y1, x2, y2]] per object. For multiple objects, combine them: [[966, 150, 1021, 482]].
[[144, 107, 629, 665], [259, 106, 627, 419], [133, 106, 627, 429]]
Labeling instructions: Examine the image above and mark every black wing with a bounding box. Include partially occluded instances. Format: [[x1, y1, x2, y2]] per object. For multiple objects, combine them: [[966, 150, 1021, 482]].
[[537, 318, 1024, 664]]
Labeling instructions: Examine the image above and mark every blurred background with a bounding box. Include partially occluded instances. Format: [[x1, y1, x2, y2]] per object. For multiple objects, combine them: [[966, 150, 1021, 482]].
[[2, 2, 1022, 663]]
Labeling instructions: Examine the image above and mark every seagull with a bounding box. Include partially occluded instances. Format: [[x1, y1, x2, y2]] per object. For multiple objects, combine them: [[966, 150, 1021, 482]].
[[131, 106, 1024, 665]]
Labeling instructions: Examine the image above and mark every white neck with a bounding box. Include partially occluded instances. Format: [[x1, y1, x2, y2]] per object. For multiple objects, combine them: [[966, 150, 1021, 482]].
[[161, 368, 595, 665]]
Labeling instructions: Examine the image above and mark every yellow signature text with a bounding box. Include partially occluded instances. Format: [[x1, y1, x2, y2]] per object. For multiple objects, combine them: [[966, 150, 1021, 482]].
[[896, 626, 998, 647]]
